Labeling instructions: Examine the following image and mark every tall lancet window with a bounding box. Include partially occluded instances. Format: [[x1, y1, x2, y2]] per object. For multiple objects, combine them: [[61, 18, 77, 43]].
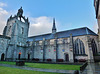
[[21, 27, 24, 34], [74, 38, 85, 55], [91, 39, 97, 55]]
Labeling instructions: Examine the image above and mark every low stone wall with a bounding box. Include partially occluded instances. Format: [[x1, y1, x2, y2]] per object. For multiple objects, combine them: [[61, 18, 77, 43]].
[[80, 62, 88, 72], [74, 70, 79, 74], [94, 56, 100, 62], [16, 60, 25, 66]]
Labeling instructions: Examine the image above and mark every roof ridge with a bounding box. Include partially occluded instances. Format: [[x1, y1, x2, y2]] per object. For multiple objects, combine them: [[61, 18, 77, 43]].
[[29, 27, 87, 38], [57, 27, 87, 33]]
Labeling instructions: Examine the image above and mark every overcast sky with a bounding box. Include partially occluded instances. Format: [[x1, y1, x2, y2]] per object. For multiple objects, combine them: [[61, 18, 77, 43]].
[[0, 0, 98, 36]]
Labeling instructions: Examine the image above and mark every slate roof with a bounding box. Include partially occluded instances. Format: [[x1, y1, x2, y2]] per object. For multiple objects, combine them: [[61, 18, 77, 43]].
[[28, 27, 98, 41]]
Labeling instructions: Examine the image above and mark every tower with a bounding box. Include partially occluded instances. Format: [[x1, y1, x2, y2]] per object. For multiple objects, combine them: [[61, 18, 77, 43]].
[[94, 0, 100, 50], [4, 7, 30, 61], [52, 18, 57, 34]]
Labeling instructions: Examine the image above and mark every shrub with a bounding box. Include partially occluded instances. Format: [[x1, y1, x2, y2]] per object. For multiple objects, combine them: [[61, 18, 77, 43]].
[[35, 58, 39, 61], [32, 58, 39, 61], [74, 59, 78, 62], [78, 59, 86, 62], [57, 59, 63, 62], [32, 58, 35, 60], [47, 59, 52, 62]]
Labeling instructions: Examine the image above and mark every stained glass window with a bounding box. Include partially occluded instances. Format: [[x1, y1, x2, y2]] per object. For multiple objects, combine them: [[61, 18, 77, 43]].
[[74, 39, 85, 55]]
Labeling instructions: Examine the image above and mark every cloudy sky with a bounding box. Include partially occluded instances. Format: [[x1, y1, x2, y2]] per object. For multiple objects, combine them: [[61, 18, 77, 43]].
[[0, 0, 98, 36]]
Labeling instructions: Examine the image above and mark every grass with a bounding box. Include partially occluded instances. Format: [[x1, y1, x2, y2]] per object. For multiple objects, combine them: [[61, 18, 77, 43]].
[[0, 66, 58, 74], [0, 61, 15, 65], [0, 61, 81, 70], [26, 63, 81, 70]]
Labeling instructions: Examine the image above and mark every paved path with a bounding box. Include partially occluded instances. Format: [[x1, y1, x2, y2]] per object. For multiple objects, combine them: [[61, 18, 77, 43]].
[[0, 64, 75, 74], [82, 63, 100, 74]]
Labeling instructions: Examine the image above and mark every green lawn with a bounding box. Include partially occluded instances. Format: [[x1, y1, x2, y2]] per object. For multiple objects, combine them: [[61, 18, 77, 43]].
[[26, 63, 81, 70], [0, 61, 15, 65], [0, 66, 58, 74], [0, 61, 81, 70]]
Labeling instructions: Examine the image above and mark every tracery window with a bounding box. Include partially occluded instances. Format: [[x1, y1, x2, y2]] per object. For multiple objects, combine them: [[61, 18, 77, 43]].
[[74, 38, 85, 55]]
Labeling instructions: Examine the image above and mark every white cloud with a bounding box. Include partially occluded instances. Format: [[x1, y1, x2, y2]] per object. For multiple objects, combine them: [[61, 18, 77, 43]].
[[93, 24, 98, 33], [0, 8, 9, 35], [0, 3, 56, 36], [0, 8, 8, 15], [0, 2, 9, 35], [0, 2, 7, 7], [29, 16, 53, 36]]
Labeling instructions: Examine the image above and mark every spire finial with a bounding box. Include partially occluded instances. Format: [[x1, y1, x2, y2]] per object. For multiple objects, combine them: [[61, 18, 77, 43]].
[[52, 18, 56, 34], [21, 6, 22, 9], [52, 18, 56, 30], [53, 18, 55, 24]]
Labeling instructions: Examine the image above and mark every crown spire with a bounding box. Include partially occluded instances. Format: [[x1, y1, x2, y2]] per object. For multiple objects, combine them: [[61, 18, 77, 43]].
[[17, 7, 23, 21]]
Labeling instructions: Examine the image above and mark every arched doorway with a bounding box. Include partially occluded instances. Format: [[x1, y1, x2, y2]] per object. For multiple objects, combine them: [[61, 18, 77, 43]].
[[65, 53, 69, 61], [28, 54, 30, 60], [18, 54, 21, 60], [91, 39, 97, 55], [1, 53, 5, 61]]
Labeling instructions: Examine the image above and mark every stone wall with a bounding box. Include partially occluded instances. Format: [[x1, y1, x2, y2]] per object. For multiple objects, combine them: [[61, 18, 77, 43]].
[[0, 37, 9, 60], [26, 35, 99, 62]]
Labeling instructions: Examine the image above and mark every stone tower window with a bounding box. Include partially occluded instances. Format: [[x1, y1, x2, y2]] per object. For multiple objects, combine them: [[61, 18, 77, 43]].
[[7, 26, 11, 36], [8, 26, 11, 32], [21, 27, 24, 34]]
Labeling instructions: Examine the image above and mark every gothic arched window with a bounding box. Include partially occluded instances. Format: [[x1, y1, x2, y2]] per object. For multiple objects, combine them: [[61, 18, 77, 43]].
[[74, 39, 85, 55], [91, 39, 97, 55]]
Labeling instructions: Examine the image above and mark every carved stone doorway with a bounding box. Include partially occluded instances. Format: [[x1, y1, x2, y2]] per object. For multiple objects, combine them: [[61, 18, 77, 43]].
[[1, 53, 4, 61], [18, 54, 21, 60], [28, 54, 30, 60], [65, 53, 69, 62]]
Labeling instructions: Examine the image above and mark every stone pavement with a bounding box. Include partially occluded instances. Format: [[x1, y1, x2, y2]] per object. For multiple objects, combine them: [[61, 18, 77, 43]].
[[0, 64, 76, 74], [82, 63, 100, 74]]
